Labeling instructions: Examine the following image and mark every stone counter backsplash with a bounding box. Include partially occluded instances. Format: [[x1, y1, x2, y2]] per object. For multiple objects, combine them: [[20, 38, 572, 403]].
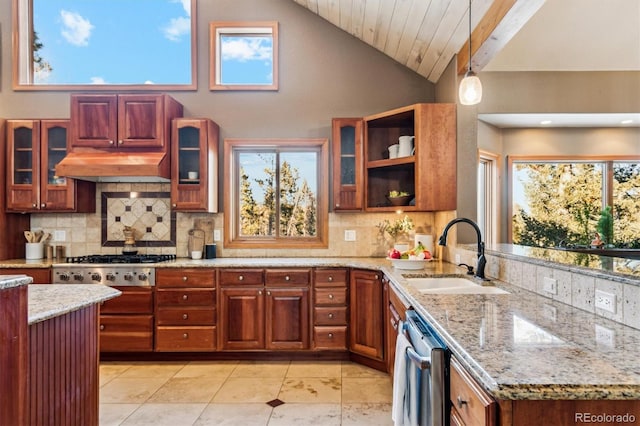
[[29, 182, 445, 260]]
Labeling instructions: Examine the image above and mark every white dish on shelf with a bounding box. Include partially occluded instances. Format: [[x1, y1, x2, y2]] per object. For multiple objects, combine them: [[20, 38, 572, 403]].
[[386, 257, 431, 270]]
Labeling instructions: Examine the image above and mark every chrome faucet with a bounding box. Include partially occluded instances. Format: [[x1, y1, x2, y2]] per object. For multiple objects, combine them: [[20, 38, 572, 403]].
[[438, 218, 488, 280]]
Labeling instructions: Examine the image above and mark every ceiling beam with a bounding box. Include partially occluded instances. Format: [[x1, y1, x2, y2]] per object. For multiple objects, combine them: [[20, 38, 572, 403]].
[[457, 0, 546, 75]]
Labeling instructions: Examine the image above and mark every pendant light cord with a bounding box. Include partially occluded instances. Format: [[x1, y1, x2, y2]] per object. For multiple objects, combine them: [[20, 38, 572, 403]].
[[468, 0, 472, 73]]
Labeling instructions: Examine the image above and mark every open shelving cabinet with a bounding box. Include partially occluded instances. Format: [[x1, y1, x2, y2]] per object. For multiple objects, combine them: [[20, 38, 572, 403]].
[[364, 103, 456, 212]]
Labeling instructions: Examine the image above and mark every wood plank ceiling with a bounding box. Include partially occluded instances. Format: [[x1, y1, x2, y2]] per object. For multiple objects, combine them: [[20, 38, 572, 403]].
[[291, 0, 546, 83]]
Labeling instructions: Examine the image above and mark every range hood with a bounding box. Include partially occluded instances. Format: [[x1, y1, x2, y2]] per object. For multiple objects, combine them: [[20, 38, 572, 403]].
[[55, 151, 171, 182]]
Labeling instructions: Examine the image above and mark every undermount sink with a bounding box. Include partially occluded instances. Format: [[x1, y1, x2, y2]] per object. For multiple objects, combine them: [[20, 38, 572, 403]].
[[406, 277, 510, 295]]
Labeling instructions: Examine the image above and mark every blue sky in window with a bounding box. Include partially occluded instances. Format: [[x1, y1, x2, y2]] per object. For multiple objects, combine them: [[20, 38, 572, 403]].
[[32, 0, 191, 84], [220, 35, 273, 85]]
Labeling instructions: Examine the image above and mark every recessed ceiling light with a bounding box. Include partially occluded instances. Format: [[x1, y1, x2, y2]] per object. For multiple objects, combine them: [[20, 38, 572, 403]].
[[621, 119, 634, 124], [540, 120, 552, 125]]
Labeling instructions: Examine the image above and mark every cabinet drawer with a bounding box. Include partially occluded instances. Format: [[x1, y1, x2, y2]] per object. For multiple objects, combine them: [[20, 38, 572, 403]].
[[99, 315, 153, 352], [156, 289, 215, 306], [156, 307, 216, 325], [101, 287, 153, 314], [265, 269, 310, 286], [314, 306, 347, 325], [156, 326, 217, 351], [313, 326, 347, 350], [314, 268, 348, 287], [156, 268, 216, 288], [314, 288, 347, 305], [450, 358, 496, 426], [219, 269, 264, 285]]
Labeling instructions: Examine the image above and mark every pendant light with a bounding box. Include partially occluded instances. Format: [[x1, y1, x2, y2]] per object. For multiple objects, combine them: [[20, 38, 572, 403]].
[[459, 0, 482, 105]]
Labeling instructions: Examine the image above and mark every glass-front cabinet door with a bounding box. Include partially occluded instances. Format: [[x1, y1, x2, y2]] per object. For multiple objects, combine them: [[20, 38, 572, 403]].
[[171, 118, 219, 212], [331, 118, 363, 211], [6, 120, 40, 211], [40, 120, 75, 211]]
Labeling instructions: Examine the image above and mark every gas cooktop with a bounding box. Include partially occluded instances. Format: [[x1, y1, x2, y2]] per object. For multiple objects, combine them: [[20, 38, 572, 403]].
[[65, 254, 177, 264]]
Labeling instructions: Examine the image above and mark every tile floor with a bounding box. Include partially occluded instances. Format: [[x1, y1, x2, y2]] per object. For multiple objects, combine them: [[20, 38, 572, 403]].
[[99, 360, 394, 426]]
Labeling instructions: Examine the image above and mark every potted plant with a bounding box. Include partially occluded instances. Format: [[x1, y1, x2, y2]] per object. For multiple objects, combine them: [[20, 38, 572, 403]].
[[377, 215, 414, 250]]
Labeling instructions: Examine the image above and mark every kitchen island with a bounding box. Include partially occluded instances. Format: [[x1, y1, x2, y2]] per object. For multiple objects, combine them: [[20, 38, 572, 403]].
[[0, 275, 120, 426]]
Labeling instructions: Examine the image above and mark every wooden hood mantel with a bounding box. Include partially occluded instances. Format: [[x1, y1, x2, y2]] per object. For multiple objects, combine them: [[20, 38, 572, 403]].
[[55, 151, 171, 182]]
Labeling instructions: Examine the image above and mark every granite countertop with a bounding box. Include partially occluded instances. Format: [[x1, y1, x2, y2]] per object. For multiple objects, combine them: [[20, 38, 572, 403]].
[[28, 284, 121, 325], [383, 263, 640, 401], [3, 256, 640, 400], [0, 274, 34, 289]]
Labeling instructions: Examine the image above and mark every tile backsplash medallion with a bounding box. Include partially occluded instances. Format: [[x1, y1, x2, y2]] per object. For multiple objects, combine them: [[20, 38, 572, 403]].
[[30, 183, 445, 259]]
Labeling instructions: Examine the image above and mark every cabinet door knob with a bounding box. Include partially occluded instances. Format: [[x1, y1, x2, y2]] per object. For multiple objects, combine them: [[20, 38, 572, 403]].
[[328, 313, 334, 319], [328, 294, 334, 299], [258, 290, 263, 295], [238, 275, 244, 281], [328, 276, 333, 282], [183, 333, 189, 339], [267, 290, 271, 296], [108, 140, 114, 145], [328, 333, 334, 338], [457, 396, 468, 408], [32, 203, 37, 208], [100, 324, 105, 331], [118, 140, 124, 145], [285, 275, 290, 281], [182, 276, 188, 281], [182, 313, 188, 320], [40, 203, 46, 208], [172, 203, 177, 208], [182, 294, 188, 300], [375, 274, 379, 280]]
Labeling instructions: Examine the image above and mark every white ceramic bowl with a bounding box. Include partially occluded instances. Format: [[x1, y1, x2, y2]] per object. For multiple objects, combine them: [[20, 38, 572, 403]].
[[386, 257, 430, 270]]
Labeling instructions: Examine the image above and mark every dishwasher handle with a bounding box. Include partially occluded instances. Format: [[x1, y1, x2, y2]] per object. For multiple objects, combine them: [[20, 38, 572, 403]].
[[406, 346, 432, 370]]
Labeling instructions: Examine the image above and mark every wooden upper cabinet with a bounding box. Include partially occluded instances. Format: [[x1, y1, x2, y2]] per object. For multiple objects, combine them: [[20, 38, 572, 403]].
[[6, 119, 95, 213], [171, 118, 219, 212], [363, 103, 456, 212], [331, 118, 364, 211], [70, 94, 183, 151]]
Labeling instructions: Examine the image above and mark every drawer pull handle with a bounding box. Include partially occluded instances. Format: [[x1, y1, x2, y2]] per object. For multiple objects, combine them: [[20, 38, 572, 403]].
[[238, 275, 244, 281], [457, 396, 468, 408], [100, 324, 105, 331], [182, 294, 188, 300], [183, 333, 189, 339], [328, 276, 333, 282], [328, 313, 334, 319], [182, 313, 188, 320], [182, 276, 188, 281], [328, 294, 334, 299], [285, 275, 290, 281], [328, 333, 334, 338]]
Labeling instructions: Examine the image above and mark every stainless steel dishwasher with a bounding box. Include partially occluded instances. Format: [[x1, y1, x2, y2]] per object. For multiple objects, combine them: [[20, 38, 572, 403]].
[[395, 309, 449, 426]]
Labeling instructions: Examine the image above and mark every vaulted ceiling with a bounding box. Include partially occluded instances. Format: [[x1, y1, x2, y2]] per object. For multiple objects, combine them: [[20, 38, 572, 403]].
[[290, 0, 546, 83], [291, 0, 640, 82]]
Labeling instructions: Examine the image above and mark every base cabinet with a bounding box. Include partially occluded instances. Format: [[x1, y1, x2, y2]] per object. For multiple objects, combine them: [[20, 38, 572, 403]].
[[349, 269, 384, 360], [155, 268, 216, 351], [0, 268, 51, 284], [384, 276, 407, 377], [219, 269, 310, 350], [313, 268, 349, 350], [100, 286, 154, 352], [450, 357, 497, 426]]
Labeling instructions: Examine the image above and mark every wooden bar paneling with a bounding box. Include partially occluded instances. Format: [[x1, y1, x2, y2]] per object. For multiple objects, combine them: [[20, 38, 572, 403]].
[[28, 305, 99, 426], [0, 285, 28, 426]]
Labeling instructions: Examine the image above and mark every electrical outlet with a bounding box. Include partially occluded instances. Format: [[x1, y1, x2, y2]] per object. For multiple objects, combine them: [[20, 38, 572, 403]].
[[213, 229, 221, 241], [344, 230, 356, 241], [595, 324, 615, 347], [455, 254, 461, 264], [595, 290, 616, 314], [543, 277, 557, 295], [54, 230, 66, 242]]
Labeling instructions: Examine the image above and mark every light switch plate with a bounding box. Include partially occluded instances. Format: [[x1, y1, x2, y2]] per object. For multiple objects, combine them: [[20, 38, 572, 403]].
[[344, 230, 356, 241], [54, 230, 66, 242], [213, 229, 221, 241]]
